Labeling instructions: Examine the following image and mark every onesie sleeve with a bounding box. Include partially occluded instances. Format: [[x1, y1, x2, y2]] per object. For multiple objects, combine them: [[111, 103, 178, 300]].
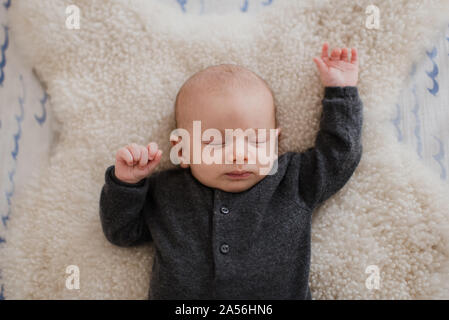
[[294, 86, 363, 210], [99, 165, 153, 246]]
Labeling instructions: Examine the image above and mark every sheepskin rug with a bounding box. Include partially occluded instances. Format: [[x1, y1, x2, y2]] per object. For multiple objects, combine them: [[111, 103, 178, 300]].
[[2, 0, 449, 299]]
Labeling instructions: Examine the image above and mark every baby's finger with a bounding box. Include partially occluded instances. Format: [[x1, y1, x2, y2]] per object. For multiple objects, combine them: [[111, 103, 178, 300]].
[[147, 150, 163, 172], [139, 146, 149, 167], [351, 48, 358, 64], [341, 48, 349, 62], [321, 42, 329, 59], [313, 57, 327, 72], [127, 143, 141, 164], [117, 147, 134, 166], [330, 48, 341, 60], [147, 142, 159, 160]]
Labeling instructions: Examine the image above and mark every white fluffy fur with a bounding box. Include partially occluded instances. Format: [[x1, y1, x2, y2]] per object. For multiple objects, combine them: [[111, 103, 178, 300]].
[[2, 0, 449, 299]]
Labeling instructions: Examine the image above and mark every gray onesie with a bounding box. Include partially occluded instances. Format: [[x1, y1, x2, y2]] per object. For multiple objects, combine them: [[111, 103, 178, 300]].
[[99, 86, 363, 300]]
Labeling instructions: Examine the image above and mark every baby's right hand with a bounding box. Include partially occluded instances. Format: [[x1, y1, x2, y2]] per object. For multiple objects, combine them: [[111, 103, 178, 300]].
[[114, 142, 163, 184]]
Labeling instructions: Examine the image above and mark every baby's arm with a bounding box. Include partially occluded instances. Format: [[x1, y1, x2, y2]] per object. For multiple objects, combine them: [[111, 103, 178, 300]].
[[294, 43, 363, 209], [99, 143, 162, 247], [294, 86, 363, 210]]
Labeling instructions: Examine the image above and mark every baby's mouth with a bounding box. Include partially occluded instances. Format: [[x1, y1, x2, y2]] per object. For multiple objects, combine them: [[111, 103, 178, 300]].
[[225, 171, 252, 179]]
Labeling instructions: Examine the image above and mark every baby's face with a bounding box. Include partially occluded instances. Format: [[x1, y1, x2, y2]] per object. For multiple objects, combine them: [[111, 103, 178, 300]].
[[173, 83, 280, 193]]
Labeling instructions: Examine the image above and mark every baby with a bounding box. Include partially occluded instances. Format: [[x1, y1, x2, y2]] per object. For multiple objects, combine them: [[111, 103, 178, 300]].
[[99, 43, 363, 300]]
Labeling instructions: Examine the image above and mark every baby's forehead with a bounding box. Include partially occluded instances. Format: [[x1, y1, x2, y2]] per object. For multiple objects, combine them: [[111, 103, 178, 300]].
[[175, 64, 274, 126], [185, 67, 266, 96]]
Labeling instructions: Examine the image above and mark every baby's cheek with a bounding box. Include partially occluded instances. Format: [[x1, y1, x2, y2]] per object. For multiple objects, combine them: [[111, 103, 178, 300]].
[[195, 162, 219, 177], [246, 144, 259, 164], [258, 144, 278, 173]]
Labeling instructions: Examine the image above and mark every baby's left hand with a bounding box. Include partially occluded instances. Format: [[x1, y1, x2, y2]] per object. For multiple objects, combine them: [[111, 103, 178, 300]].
[[313, 42, 359, 87]]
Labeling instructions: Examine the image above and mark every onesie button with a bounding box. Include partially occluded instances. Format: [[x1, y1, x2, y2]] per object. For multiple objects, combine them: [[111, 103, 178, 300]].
[[220, 206, 229, 215], [220, 243, 229, 254]]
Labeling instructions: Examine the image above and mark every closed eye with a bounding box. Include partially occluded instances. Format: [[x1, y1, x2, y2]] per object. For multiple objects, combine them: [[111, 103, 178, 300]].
[[209, 143, 225, 147], [249, 140, 267, 145]]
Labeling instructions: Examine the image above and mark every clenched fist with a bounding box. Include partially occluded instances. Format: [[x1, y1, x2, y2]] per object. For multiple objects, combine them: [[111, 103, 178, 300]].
[[114, 142, 163, 184]]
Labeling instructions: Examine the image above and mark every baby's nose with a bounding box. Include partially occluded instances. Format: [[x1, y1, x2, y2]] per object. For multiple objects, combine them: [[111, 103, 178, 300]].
[[225, 137, 249, 163]]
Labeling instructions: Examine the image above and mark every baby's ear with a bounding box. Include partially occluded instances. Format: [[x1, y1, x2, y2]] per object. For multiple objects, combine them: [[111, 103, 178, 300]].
[[170, 134, 190, 168], [275, 127, 283, 144], [180, 161, 190, 169], [276, 127, 282, 137], [170, 134, 179, 146]]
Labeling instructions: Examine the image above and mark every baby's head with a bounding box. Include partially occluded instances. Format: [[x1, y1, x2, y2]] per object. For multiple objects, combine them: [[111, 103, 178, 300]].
[[171, 64, 281, 193]]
